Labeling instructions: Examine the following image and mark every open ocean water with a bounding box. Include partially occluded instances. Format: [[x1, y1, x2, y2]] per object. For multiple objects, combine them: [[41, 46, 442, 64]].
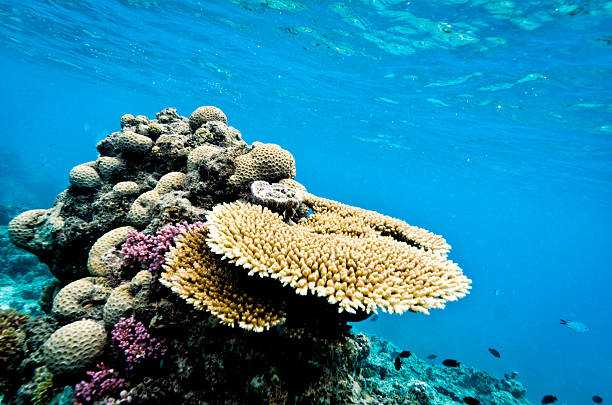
[[0, 0, 611, 404]]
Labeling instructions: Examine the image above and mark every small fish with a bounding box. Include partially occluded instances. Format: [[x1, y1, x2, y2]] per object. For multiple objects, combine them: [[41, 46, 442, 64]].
[[426, 354, 437, 359], [463, 397, 480, 405], [370, 314, 379, 322], [593, 395, 603, 403], [560, 319, 589, 332], [399, 350, 411, 358], [494, 289, 500, 296], [394, 356, 401, 370], [442, 359, 460, 367], [488, 348, 501, 358], [541, 395, 558, 404]]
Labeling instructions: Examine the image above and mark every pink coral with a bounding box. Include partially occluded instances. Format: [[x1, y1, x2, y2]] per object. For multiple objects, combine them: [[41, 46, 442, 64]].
[[73, 363, 125, 405], [111, 317, 166, 373], [120, 222, 204, 277]]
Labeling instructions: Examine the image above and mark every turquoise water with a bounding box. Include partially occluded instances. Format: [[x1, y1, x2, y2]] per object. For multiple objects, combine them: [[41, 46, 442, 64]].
[[0, 0, 611, 403]]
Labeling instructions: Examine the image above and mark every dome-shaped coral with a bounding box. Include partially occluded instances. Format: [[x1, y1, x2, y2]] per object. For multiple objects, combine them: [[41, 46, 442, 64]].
[[69, 164, 102, 189], [228, 143, 296, 188], [41, 319, 106, 375], [189, 106, 228, 131], [52, 277, 112, 323]]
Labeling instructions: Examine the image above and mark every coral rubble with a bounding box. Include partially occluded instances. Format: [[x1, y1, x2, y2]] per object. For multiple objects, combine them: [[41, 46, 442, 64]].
[[1, 106, 525, 405]]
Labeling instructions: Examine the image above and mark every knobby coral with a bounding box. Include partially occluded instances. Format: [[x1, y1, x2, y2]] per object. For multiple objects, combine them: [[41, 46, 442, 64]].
[[111, 317, 166, 372], [73, 363, 125, 405], [120, 222, 204, 277]]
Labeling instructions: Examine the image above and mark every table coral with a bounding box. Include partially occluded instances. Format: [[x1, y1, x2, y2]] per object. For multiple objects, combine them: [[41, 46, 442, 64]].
[[160, 224, 289, 332], [205, 200, 470, 315]]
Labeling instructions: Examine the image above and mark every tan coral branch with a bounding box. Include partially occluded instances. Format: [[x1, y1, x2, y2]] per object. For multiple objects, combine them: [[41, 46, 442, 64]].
[[205, 201, 470, 315], [160, 224, 287, 332]]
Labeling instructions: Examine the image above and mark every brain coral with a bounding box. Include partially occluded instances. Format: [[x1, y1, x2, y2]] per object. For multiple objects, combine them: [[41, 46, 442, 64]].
[[154, 172, 186, 194], [189, 106, 228, 131], [69, 164, 102, 189], [97, 156, 125, 180], [187, 145, 222, 171], [228, 143, 296, 188], [127, 190, 160, 228], [41, 319, 106, 375], [115, 131, 153, 155], [205, 199, 471, 315], [8, 209, 50, 252], [112, 181, 140, 196], [51, 277, 112, 323], [103, 270, 152, 328], [8, 207, 64, 254], [161, 224, 287, 332], [88, 227, 135, 276]]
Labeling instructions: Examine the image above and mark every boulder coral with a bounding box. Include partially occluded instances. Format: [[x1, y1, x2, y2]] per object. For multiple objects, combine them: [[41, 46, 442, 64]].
[[41, 319, 106, 375], [51, 277, 112, 323], [228, 142, 297, 189]]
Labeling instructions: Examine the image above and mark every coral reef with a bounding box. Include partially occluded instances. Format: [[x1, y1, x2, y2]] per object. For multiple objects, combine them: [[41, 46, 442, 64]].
[[1, 106, 524, 405]]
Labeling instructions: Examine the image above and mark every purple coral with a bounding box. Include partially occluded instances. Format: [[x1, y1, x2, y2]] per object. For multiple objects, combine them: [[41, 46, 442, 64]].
[[111, 317, 166, 373], [73, 363, 125, 405], [120, 222, 204, 276]]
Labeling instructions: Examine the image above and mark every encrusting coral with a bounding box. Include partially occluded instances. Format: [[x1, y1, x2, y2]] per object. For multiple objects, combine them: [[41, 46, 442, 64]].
[[0, 105, 495, 405]]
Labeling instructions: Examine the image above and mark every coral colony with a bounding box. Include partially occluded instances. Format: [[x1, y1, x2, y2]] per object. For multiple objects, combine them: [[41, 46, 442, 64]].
[[0, 106, 529, 404]]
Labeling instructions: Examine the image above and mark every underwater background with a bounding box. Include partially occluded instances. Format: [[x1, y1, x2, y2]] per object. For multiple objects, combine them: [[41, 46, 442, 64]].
[[0, 0, 610, 404]]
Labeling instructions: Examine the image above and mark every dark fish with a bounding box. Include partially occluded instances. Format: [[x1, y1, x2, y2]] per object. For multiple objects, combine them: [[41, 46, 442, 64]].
[[593, 395, 603, 403], [463, 397, 480, 405], [399, 350, 411, 358], [426, 354, 437, 359], [541, 395, 558, 404], [394, 356, 401, 370], [370, 314, 379, 322], [442, 359, 460, 367], [488, 348, 501, 358]]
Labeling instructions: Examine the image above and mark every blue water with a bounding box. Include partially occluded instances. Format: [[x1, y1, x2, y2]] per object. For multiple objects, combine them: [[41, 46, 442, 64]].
[[1, 0, 611, 403]]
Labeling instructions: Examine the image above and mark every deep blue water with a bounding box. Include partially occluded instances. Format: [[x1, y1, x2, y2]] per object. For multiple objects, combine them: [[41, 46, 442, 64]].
[[1, 0, 611, 403]]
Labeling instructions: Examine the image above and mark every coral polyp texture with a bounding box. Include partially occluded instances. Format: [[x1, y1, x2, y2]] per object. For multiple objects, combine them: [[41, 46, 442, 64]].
[[0, 106, 522, 405], [41, 319, 106, 375], [161, 223, 288, 332], [205, 200, 470, 315]]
